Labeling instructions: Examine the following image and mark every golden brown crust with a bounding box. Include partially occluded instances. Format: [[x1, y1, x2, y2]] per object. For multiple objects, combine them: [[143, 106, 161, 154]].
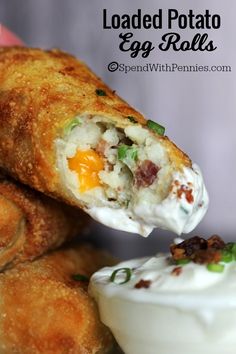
[[0, 46, 191, 207], [0, 175, 89, 270], [0, 244, 115, 354]]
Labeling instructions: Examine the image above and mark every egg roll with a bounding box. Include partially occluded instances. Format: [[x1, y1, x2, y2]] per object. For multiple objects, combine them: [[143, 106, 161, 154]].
[[0, 244, 115, 354], [0, 47, 208, 236], [0, 175, 88, 270]]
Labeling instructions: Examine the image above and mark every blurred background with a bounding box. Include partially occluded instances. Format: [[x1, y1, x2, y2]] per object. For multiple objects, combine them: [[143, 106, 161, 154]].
[[0, 0, 235, 258]]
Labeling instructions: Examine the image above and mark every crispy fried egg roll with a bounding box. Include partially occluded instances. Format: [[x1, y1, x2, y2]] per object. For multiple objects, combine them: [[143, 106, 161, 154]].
[[0, 244, 115, 354], [0, 175, 88, 270], [0, 47, 208, 236]]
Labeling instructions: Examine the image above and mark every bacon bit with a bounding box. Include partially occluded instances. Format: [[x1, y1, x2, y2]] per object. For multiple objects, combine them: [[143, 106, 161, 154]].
[[134, 160, 160, 188], [170, 180, 180, 193], [177, 185, 194, 203], [106, 162, 113, 172], [134, 279, 152, 289], [171, 267, 182, 276], [170, 235, 225, 265], [207, 235, 225, 249], [192, 249, 221, 265], [170, 236, 207, 260], [170, 247, 185, 260], [96, 139, 109, 156]]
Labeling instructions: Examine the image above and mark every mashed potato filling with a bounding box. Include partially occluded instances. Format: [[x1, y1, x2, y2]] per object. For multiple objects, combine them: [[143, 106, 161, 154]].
[[56, 115, 208, 236], [60, 115, 171, 206]]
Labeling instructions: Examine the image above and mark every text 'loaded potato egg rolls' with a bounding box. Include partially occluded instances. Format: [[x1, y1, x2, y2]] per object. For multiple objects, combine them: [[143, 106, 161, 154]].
[[0, 244, 115, 354], [0, 175, 88, 270], [0, 47, 208, 236]]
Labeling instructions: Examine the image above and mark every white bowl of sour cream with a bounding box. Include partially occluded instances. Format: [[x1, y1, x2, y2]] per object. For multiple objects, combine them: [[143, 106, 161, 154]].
[[89, 240, 236, 354]]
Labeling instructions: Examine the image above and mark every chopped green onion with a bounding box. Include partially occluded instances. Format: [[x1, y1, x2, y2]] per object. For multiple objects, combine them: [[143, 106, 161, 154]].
[[147, 120, 165, 136], [64, 117, 81, 135], [207, 263, 225, 273], [72, 273, 89, 282], [127, 116, 137, 123], [110, 268, 132, 284], [125, 200, 130, 208], [118, 145, 138, 162], [223, 243, 236, 260], [180, 206, 189, 215], [118, 145, 128, 160], [224, 243, 236, 260], [231, 243, 236, 254], [224, 243, 234, 252], [221, 250, 233, 263], [96, 89, 107, 96], [175, 259, 190, 265]]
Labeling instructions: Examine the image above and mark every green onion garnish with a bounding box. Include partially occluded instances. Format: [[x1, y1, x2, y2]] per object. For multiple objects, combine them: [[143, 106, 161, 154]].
[[127, 116, 137, 123], [125, 200, 130, 208], [64, 117, 81, 135], [96, 89, 107, 96], [224, 242, 234, 252], [223, 243, 236, 261], [175, 259, 190, 265], [147, 120, 165, 136], [110, 268, 132, 284], [231, 243, 236, 254], [180, 206, 189, 215], [118, 145, 138, 162], [221, 250, 233, 263], [72, 273, 89, 282], [207, 263, 225, 273], [118, 145, 128, 160]]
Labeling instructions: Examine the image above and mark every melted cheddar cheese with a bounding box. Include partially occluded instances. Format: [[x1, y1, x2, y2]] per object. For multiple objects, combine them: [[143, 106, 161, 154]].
[[68, 149, 104, 193]]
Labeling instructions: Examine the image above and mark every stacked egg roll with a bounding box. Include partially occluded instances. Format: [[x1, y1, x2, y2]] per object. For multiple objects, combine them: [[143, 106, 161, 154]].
[[0, 174, 88, 270], [0, 47, 208, 237], [0, 244, 115, 354]]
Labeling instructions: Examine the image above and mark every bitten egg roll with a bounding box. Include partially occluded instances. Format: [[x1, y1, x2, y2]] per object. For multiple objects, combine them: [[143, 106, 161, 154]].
[[0, 47, 208, 236], [0, 175, 88, 270], [0, 244, 115, 354]]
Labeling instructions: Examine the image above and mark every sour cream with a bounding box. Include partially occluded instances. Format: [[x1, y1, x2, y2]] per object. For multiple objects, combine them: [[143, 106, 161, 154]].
[[89, 163, 209, 236], [90, 254, 236, 354]]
